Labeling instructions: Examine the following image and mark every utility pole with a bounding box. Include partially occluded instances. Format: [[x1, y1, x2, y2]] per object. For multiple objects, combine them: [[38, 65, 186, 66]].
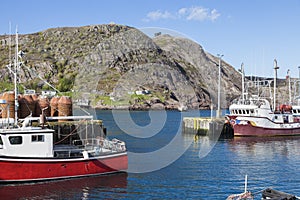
[[216, 54, 223, 118]]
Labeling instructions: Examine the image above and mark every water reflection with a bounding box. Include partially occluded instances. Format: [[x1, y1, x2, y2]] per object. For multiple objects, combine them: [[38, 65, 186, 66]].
[[0, 172, 127, 199], [229, 136, 300, 158]]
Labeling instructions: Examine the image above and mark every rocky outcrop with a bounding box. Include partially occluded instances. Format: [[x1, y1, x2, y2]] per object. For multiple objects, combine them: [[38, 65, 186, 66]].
[[0, 24, 243, 110]]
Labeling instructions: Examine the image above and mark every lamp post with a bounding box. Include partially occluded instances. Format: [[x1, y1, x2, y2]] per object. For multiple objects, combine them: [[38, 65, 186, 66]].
[[216, 54, 223, 118]]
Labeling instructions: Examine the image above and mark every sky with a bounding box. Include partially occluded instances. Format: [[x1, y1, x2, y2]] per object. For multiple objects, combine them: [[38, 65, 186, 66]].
[[1, 0, 300, 78]]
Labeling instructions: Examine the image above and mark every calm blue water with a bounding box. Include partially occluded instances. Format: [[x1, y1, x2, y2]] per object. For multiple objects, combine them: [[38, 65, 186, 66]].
[[1, 110, 300, 199]]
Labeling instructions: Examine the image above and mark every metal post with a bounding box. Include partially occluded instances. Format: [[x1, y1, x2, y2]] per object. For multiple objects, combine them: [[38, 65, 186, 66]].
[[287, 69, 291, 104], [239, 63, 245, 102], [216, 54, 223, 118], [273, 59, 279, 111], [14, 27, 18, 126], [298, 66, 300, 99]]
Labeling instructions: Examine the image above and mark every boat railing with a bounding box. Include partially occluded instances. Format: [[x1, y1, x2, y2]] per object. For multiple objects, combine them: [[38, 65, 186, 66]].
[[80, 138, 126, 153]]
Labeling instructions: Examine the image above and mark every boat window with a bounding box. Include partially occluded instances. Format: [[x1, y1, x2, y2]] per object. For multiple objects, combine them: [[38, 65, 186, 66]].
[[239, 110, 242, 114], [250, 110, 254, 114], [32, 135, 45, 142], [9, 136, 23, 145], [0, 136, 3, 149], [246, 110, 249, 114], [242, 110, 246, 114]]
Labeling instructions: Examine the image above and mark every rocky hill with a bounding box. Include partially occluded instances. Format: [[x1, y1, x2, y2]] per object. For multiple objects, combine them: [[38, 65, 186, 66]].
[[0, 24, 255, 110]]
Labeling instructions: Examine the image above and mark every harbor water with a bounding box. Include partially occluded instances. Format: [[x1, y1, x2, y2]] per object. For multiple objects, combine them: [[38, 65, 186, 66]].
[[1, 110, 300, 199]]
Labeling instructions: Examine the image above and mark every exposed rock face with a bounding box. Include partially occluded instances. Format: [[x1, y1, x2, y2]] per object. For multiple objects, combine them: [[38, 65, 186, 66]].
[[0, 24, 243, 109]]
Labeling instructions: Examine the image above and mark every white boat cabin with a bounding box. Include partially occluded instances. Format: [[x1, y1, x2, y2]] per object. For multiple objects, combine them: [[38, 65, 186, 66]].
[[0, 127, 54, 158], [229, 96, 297, 124], [229, 97, 272, 118]]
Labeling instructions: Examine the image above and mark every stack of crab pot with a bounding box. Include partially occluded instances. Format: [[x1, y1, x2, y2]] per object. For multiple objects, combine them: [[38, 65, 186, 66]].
[[1, 91, 15, 119], [36, 96, 51, 117], [50, 96, 60, 117], [58, 96, 73, 122], [18, 94, 36, 119]]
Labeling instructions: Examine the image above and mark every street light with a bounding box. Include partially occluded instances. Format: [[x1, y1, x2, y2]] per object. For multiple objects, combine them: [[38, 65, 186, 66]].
[[216, 54, 223, 118]]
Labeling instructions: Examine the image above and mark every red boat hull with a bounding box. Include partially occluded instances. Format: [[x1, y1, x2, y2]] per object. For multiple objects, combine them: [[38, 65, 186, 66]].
[[234, 123, 300, 137], [0, 153, 127, 182]]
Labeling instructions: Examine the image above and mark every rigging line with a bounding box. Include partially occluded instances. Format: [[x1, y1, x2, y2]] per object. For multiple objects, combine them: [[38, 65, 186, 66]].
[[54, 119, 87, 145], [21, 63, 62, 95]]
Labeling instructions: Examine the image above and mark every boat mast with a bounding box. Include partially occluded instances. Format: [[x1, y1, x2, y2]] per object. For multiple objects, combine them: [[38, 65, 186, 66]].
[[287, 69, 291, 104], [244, 174, 248, 193], [241, 63, 245, 102], [273, 59, 279, 111], [14, 27, 19, 126]]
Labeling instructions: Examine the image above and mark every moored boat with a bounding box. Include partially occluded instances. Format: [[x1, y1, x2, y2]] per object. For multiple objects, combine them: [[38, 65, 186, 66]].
[[228, 60, 300, 137], [0, 29, 127, 183], [0, 101, 128, 183]]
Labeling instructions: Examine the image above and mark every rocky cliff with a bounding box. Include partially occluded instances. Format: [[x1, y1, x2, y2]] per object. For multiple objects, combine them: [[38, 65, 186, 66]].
[[0, 24, 243, 109]]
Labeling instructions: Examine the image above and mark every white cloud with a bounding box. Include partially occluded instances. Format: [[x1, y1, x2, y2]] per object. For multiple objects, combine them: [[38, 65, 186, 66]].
[[178, 8, 187, 16], [145, 10, 175, 21], [144, 6, 220, 22], [179, 6, 220, 22]]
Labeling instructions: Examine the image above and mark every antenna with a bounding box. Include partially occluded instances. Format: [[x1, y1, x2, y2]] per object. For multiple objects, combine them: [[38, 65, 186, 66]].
[[9, 22, 12, 71]]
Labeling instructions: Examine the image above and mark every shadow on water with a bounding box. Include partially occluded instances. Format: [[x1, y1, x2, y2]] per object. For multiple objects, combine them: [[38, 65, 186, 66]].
[[0, 172, 128, 199]]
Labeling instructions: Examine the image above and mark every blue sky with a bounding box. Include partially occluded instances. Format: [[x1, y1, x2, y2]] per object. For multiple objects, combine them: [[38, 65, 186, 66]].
[[1, 0, 300, 78]]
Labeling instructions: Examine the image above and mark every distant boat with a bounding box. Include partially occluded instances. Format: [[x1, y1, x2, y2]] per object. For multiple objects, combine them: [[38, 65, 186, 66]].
[[227, 60, 300, 137], [228, 96, 300, 137]]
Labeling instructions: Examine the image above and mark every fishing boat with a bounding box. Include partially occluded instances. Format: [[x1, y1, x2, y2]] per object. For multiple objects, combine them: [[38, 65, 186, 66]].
[[0, 29, 127, 183], [228, 60, 300, 137]]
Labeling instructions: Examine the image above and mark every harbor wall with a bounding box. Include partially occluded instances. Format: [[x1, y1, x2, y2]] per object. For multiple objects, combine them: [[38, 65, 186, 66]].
[[183, 117, 233, 139]]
